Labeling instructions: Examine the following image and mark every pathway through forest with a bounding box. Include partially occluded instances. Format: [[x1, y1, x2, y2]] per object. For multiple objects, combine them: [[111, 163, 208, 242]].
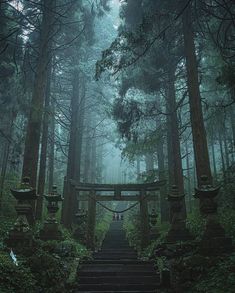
[[76, 221, 160, 292]]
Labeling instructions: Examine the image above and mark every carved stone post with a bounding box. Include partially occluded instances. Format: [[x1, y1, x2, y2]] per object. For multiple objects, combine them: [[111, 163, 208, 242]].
[[39, 186, 63, 241], [87, 189, 96, 250], [73, 208, 87, 243], [195, 175, 232, 255], [6, 177, 38, 249], [149, 208, 159, 240], [166, 185, 193, 242], [140, 189, 150, 249]]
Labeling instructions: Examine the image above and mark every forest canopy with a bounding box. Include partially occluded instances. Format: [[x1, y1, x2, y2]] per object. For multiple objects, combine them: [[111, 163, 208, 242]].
[[0, 0, 235, 292]]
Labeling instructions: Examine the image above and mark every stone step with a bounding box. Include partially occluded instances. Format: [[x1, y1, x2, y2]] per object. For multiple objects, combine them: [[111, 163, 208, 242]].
[[80, 264, 156, 272], [77, 283, 159, 291], [94, 252, 138, 258], [76, 222, 159, 293], [101, 246, 131, 249], [94, 254, 137, 260], [96, 248, 136, 253], [78, 275, 159, 284], [103, 239, 129, 243], [95, 248, 136, 252], [83, 260, 153, 265], [102, 243, 130, 246], [78, 271, 158, 277], [102, 242, 129, 246], [77, 290, 160, 293]]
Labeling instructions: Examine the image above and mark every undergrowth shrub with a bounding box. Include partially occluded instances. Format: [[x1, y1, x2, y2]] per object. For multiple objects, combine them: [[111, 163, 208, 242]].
[[95, 211, 112, 249], [190, 253, 235, 293], [0, 251, 36, 293]]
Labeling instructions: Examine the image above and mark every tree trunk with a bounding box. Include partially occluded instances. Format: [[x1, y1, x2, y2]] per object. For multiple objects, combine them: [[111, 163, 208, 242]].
[[156, 99, 169, 222], [166, 68, 186, 218], [157, 139, 169, 222], [166, 111, 174, 190], [223, 128, 230, 168], [0, 115, 14, 211], [84, 122, 92, 183], [185, 139, 192, 212], [182, 4, 212, 186], [230, 106, 235, 148], [96, 139, 104, 183], [218, 130, 226, 179], [35, 61, 52, 220], [167, 68, 185, 195], [75, 80, 86, 212], [22, 0, 55, 189], [211, 139, 217, 181], [91, 125, 97, 184], [48, 98, 55, 193], [136, 157, 140, 181], [61, 69, 80, 227]]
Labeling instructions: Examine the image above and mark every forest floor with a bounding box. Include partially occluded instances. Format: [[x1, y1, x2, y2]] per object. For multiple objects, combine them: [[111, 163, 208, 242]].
[[1, 191, 235, 292]]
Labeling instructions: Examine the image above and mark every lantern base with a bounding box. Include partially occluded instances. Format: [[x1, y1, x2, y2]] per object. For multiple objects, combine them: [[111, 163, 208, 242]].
[[6, 229, 33, 249], [199, 236, 232, 256], [166, 224, 194, 243], [199, 219, 232, 255], [39, 221, 63, 241]]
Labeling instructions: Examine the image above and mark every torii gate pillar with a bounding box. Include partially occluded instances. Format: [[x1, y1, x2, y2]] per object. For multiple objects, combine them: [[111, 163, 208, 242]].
[[140, 189, 150, 249], [87, 189, 96, 249]]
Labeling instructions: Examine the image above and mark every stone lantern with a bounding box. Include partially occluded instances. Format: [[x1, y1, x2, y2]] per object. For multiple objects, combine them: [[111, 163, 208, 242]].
[[75, 208, 87, 225], [6, 177, 38, 249], [149, 208, 159, 240], [195, 175, 232, 255], [73, 208, 87, 242], [166, 185, 193, 242], [39, 185, 63, 241], [149, 208, 158, 227]]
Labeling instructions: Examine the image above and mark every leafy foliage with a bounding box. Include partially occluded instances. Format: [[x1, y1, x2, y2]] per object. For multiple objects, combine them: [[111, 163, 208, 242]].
[[0, 252, 36, 293], [190, 254, 235, 293]]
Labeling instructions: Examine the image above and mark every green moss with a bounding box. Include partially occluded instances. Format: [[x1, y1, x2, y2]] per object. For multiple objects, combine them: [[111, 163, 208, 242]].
[[0, 251, 36, 293], [26, 249, 67, 292], [219, 207, 235, 242], [189, 253, 235, 293]]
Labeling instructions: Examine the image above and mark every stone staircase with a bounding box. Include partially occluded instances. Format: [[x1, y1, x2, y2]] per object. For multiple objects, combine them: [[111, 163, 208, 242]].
[[76, 221, 160, 293]]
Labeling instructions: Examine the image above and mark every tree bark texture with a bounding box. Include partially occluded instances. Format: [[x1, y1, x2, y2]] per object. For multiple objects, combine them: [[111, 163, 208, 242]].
[[167, 68, 185, 195], [155, 100, 169, 222], [61, 70, 80, 227], [35, 61, 52, 220], [61, 71, 86, 227], [182, 4, 212, 186], [22, 0, 55, 189], [166, 68, 186, 219], [48, 98, 55, 193]]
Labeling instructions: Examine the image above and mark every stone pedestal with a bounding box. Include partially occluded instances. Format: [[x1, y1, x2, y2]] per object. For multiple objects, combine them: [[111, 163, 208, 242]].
[[6, 203, 33, 249], [40, 221, 63, 241], [6, 177, 38, 250], [39, 186, 63, 241], [149, 209, 159, 240], [73, 209, 87, 243], [166, 186, 193, 243], [195, 175, 232, 255]]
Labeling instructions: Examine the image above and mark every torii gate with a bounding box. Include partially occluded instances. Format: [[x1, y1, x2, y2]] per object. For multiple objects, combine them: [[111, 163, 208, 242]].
[[72, 180, 165, 249]]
